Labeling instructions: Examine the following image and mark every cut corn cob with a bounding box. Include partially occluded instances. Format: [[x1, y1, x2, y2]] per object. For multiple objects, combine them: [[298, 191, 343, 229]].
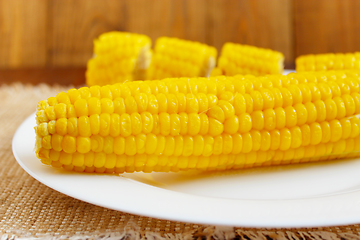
[[296, 52, 360, 72], [210, 67, 224, 77], [86, 31, 152, 86], [216, 42, 284, 76], [147, 37, 217, 80], [35, 70, 360, 173]]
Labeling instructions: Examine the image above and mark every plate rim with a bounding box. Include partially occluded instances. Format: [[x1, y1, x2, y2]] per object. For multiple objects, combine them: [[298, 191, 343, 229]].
[[11, 112, 360, 228]]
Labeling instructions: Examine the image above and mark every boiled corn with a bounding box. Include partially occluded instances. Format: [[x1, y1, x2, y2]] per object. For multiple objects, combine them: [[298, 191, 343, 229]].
[[147, 37, 217, 80], [86, 31, 152, 86], [35, 70, 360, 173], [296, 52, 360, 72], [215, 42, 284, 76]]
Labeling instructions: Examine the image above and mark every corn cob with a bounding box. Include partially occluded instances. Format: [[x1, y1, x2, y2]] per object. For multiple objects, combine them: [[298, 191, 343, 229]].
[[216, 43, 284, 77], [296, 52, 360, 72], [35, 70, 360, 173], [210, 67, 224, 77], [147, 37, 217, 80], [86, 31, 152, 86]]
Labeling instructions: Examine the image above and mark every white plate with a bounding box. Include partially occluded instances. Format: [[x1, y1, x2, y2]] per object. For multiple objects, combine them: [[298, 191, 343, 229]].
[[12, 113, 360, 228]]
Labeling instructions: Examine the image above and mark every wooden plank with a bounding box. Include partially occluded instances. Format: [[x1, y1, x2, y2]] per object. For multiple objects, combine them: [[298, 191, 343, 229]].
[[49, 0, 212, 66], [294, 0, 360, 57], [0, 0, 294, 68], [0, 0, 48, 68], [127, 0, 294, 67], [209, 0, 294, 68], [48, 0, 126, 67], [125, 0, 209, 44]]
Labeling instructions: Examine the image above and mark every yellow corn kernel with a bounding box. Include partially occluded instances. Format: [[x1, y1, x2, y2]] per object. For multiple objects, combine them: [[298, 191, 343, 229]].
[[242, 133, 252, 153], [159, 112, 170, 136], [208, 118, 223, 136], [270, 129, 281, 150], [114, 136, 125, 155], [202, 135, 214, 157], [66, 104, 77, 118], [260, 131, 271, 151], [330, 119, 343, 142], [77, 136, 91, 153], [224, 116, 239, 134], [263, 109, 276, 131], [193, 135, 205, 156], [186, 93, 199, 113], [251, 111, 264, 130], [114, 98, 126, 115], [45, 106, 56, 121], [320, 121, 331, 143], [154, 135, 166, 155], [51, 134, 63, 151], [238, 113, 252, 133], [91, 135, 104, 152], [94, 152, 106, 168], [54, 103, 67, 119], [274, 108, 286, 129], [72, 153, 85, 167], [74, 99, 89, 117], [78, 116, 91, 137], [147, 94, 159, 114], [152, 114, 160, 135], [188, 113, 201, 136], [183, 136, 194, 157], [163, 136, 175, 156], [120, 113, 131, 137], [125, 136, 137, 156], [251, 130, 261, 151], [199, 113, 209, 135], [103, 136, 114, 154], [56, 92, 71, 104], [285, 106, 297, 128], [59, 152, 72, 165], [207, 105, 225, 123]]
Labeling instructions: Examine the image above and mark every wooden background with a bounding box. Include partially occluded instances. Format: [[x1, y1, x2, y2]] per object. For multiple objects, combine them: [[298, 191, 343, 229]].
[[0, 0, 359, 70]]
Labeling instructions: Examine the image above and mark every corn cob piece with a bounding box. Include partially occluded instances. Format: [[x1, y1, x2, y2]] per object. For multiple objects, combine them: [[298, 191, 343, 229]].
[[147, 37, 217, 80], [35, 70, 360, 173], [216, 42, 284, 77], [210, 67, 224, 77], [296, 52, 360, 72], [86, 31, 152, 86]]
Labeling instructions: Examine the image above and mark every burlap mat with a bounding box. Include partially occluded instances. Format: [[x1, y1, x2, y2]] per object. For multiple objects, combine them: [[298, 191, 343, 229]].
[[1, 83, 360, 240]]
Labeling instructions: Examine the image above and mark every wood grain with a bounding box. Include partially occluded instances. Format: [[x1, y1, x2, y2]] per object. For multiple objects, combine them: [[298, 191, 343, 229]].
[[126, 0, 209, 43], [209, 0, 294, 67], [0, 0, 48, 68], [0, 0, 293, 69], [48, 0, 126, 67], [3, 0, 360, 70], [294, 0, 360, 57]]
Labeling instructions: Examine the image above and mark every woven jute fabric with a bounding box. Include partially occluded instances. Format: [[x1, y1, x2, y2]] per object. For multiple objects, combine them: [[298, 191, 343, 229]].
[[1, 83, 360, 240]]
